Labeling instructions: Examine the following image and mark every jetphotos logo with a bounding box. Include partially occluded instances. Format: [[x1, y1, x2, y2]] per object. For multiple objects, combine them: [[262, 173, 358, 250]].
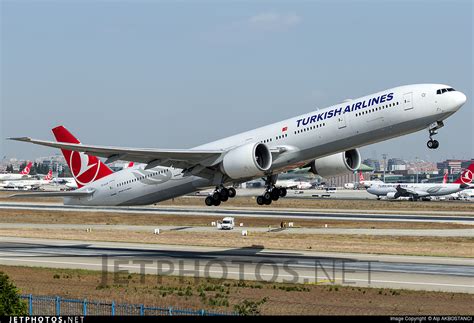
[[460, 169, 473, 185], [69, 151, 101, 187]]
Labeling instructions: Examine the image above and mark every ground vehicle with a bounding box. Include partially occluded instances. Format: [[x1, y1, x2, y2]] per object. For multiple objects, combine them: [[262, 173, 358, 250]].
[[325, 187, 337, 193], [220, 217, 235, 230]]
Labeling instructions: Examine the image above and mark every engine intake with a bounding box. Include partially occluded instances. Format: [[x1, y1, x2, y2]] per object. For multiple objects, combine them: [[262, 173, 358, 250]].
[[310, 149, 361, 178], [221, 143, 272, 179]]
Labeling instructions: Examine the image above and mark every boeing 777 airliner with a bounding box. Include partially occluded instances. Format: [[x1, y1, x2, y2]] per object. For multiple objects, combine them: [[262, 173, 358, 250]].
[[9, 84, 467, 206]]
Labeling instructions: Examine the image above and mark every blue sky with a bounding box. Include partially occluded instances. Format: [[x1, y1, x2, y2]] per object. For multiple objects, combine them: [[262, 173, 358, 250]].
[[1, 0, 472, 162]]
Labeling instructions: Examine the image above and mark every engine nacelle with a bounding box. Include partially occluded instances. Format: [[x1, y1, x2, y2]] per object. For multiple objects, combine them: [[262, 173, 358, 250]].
[[310, 149, 361, 178], [386, 192, 398, 199], [221, 143, 272, 179]]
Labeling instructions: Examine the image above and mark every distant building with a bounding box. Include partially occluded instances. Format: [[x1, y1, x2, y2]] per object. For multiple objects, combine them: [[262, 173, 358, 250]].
[[387, 158, 407, 172], [437, 159, 464, 175], [323, 164, 374, 188]]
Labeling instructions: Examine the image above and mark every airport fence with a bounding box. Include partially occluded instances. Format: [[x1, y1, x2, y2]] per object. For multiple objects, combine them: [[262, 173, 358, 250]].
[[21, 294, 237, 316]]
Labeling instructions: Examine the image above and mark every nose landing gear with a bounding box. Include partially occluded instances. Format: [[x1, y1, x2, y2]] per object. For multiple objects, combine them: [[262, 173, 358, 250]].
[[426, 121, 443, 150]]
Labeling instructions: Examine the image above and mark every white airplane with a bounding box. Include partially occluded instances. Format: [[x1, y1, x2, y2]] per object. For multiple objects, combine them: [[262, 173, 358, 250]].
[[276, 179, 313, 190], [366, 163, 474, 200], [0, 162, 32, 181], [358, 171, 382, 189], [2, 170, 53, 190], [9, 84, 467, 206]]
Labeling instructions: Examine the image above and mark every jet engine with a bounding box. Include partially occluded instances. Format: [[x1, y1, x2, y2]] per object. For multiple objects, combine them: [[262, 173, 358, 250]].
[[386, 192, 400, 200], [310, 149, 361, 178], [220, 143, 272, 179]]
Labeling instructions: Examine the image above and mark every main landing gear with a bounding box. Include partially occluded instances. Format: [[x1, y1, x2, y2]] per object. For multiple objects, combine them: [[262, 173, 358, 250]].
[[256, 175, 287, 206], [426, 121, 443, 149], [256, 186, 287, 205], [205, 186, 236, 206]]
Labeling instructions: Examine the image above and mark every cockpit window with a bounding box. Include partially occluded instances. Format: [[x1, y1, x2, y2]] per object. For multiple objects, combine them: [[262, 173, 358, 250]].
[[436, 87, 456, 95]]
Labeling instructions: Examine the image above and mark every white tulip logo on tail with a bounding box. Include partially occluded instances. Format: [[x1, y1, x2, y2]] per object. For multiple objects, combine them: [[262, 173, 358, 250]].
[[460, 169, 473, 185], [69, 151, 101, 186]]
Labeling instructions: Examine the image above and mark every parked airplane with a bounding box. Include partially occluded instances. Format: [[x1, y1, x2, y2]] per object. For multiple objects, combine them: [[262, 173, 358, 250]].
[[0, 162, 32, 181], [9, 84, 467, 206], [366, 163, 474, 200], [358, 171, 382, 188], [276, 179, 313, 190], [2, 170, 52, 190]]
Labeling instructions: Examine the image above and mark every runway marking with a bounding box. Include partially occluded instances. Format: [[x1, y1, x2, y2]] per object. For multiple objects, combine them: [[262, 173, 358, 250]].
[[0, 257, 472, 290]]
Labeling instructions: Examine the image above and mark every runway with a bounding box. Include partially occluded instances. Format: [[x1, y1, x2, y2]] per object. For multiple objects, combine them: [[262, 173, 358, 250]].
[[1, 202, 473, 224], [0, 237, 472, 293]]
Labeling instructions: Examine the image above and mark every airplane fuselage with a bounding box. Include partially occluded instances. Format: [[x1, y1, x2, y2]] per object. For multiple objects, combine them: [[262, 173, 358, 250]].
[[63, 83, 466, 206], [367, 183, 466, 198]]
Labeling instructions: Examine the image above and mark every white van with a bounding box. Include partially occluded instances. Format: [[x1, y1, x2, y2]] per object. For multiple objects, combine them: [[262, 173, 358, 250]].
[[221, 217, 235, 230]]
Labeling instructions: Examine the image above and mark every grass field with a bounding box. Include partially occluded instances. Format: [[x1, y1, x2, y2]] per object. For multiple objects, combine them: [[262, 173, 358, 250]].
[[0, 209, 471, 229], [2, 265, 472, 315]]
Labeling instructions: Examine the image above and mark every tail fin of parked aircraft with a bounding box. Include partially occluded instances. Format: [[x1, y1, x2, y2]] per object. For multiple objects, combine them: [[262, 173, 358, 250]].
[[52, 126, 113, 188], [454, 162, 474, 185], [44, 169, 53, 181], [442, 171, 448, 184], [20, 162, 32, 175], [358, 171, 364, 183]]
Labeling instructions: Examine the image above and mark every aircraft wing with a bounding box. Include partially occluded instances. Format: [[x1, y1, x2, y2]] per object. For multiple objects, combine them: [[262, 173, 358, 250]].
[[9, 189, 95, 198], [395, 185, 429, 197], [8, 137, 225, 170]]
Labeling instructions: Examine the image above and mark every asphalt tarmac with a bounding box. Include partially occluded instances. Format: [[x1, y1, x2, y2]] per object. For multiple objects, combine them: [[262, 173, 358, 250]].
[[0, 237, 472, 293]]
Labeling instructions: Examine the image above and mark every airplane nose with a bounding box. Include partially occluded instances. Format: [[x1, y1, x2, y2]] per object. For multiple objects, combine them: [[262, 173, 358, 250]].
[[452, 91, 467, 110], [446, 91, 467, 112]]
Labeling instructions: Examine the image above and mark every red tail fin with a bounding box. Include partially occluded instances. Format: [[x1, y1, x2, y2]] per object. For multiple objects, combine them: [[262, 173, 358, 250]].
[[20, 162, 32, 175], [127, 162, 134, 168], [52, 126, 113, 188], [44, 170, 53, 181], [358, 171, 364, 182], [442, 172, 448, 184], [454, 162, 474, 185]]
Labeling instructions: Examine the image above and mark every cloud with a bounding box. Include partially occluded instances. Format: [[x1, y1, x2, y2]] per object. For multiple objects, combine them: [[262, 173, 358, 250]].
[[248, 12, 302, 31], [200, 12, 302, 46]]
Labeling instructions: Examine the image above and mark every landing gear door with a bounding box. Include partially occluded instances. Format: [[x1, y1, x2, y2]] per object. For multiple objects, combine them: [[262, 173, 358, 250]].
[[404, 92, 413, 110]]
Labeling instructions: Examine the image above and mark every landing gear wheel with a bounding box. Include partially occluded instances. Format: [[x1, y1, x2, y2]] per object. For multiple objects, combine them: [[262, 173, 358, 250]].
[[279, 187, 287, 197], [213, 198, 221, 206], [427, 139, 439, 149], [271, 189, 280, 201], [205, 196, 214, 206], [264, 197, 272, 205], [228, 187, 236, 198], [220, 188, 229, 200], [263, 191, 272, 200], [212, 191, 220, 200], [257, 196, 265, 205]]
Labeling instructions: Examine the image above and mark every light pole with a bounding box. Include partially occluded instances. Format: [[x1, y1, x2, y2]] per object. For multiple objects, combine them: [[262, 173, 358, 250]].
[[382, 154, 387, 182], [415, 157, 419, 183]]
